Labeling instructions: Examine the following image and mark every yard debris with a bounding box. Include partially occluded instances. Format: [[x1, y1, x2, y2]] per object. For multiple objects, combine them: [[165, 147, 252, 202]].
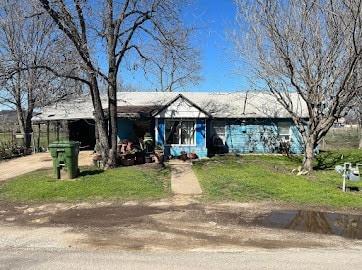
[[292, 166, 309, 176]]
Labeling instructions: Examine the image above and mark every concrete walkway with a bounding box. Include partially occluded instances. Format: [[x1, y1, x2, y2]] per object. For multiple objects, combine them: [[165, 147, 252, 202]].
[[0, 151, 94, 182], [169, 159, 203, 195]]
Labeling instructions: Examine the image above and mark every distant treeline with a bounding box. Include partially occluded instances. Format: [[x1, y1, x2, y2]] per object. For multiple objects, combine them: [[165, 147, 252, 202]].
[[0, 110, 17, 125]]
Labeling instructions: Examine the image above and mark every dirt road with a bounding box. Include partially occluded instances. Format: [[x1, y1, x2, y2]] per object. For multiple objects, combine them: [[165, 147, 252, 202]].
[[0, 200, 361, 252]]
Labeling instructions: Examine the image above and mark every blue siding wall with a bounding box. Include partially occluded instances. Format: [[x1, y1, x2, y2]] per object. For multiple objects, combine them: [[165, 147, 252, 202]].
[[117, 118, 135, 142], [225, 119, 277, 154], [290, 124, 304, 154], [117, 118, 154, 144], [213, 119, 304, 155]]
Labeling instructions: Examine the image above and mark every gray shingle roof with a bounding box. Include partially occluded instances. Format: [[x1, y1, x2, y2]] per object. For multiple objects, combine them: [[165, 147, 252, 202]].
[[32, 91, 308, 122], [32, 94, 99, 122]]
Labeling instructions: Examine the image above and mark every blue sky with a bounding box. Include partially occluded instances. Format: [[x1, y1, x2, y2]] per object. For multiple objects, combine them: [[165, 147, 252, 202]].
[[190, 0, 246, 92], [122, 0, 248, 93]]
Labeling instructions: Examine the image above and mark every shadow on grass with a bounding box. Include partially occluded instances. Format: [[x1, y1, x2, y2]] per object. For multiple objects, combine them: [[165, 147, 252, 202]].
[[314, 150, 362, 170], [286, 154, 303, 164], [79, 168, 104, 177], [314, 151, 341, 170]]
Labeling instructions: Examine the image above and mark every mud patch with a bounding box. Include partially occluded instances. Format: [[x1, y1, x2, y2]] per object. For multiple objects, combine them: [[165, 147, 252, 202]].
[[255, 210, 362, 239], [49, 205, 166, 227]]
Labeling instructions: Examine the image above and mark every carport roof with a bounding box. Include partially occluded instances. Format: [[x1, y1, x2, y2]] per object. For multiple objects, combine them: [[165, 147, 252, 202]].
[[32, 94, 97, 122]]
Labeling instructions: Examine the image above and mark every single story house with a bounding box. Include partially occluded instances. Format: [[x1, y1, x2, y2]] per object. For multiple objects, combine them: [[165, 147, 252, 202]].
[[32, 91, 308, 157]]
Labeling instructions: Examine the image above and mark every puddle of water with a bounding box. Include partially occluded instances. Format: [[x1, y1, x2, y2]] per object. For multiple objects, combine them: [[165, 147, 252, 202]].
[[255, 210, 362, 239]]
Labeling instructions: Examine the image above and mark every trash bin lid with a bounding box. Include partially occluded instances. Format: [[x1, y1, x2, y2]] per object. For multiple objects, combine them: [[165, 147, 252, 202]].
[[49, 141, 79, 148]]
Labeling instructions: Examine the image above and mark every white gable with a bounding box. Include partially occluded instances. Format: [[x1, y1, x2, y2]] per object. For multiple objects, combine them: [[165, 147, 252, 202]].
[[154, 96, 208, 118]]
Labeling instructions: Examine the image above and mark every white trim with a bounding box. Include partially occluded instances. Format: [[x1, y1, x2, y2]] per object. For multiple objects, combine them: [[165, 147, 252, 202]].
[[155, 118, 159, 145], [154, 98, 207, 118], [277, 122, 291, 142]]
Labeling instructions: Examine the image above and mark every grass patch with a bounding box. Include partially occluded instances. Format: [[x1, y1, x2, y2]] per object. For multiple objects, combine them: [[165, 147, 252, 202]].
[[193, 153, 362, 208], [314, 150, 362, 170], [0, 165, 171, 202]]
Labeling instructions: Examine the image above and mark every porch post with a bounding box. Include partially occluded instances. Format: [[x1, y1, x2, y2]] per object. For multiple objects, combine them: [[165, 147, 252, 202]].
[[46, 121, 50, 149], [37, 123, 41, 152]]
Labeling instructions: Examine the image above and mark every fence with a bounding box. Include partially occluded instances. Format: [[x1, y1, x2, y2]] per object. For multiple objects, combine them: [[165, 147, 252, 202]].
[[0, 124, 68, 159], [319, 126, 360, 150]]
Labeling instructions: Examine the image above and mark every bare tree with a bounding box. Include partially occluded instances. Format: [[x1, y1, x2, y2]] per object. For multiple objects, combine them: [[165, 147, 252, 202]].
[[233, 0, 362, 171], [352, 62, 362, 149], [359, 107, 362, 150], [0, 0, 79, 149], [143, 30, 203, 92], [39, 0, 196, 166], [356, 95, 362, 149]]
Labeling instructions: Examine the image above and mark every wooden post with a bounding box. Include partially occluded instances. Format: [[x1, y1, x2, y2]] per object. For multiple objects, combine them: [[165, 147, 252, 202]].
[[56, 121, 60, 141], [37, 123, 41, 152], [63, 120, 70, 140], [11, 128, 13, 146], [47, 121, 50, 149]]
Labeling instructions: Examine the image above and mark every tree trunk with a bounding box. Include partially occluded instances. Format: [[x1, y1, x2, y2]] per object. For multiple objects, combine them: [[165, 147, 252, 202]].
[[25, 82, 35, 150], [14, 77, 26, 145], [302, 137, 317, 171], [24, 113, 33, 150], [359, 121, 362, 149], [107, 74, 118, 167], [14, 97, 34, 150], [95, 118, 109, 166], [106, 6, 118, 168], [15, 106, 25, 138], [88, 74, 110, 166]]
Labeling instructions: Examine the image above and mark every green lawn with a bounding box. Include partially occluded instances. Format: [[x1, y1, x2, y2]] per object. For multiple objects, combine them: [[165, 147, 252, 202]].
[[193, 151, 362, 208], [0, 165, 171, 202], [1, 150, 361, 208]]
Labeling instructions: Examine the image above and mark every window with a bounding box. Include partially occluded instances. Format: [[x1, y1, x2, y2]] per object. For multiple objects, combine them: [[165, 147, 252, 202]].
[[165, 119, 195, 145], [210, 120, 225, 145], [278, 122, 291, 142]]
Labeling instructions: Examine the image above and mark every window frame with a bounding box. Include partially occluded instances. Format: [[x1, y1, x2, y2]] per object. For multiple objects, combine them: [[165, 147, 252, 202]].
[[277, 122, 291, 142], [165, 119, 196, 146], [210, 120, 226, 145]]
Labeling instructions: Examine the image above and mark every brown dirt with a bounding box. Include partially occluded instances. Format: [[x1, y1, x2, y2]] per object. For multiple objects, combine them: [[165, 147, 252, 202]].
[[0, 199, 361, 252]]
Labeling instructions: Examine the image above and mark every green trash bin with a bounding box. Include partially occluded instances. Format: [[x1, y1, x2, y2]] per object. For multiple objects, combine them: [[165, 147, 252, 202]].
[[49, 141, 80, 179]]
